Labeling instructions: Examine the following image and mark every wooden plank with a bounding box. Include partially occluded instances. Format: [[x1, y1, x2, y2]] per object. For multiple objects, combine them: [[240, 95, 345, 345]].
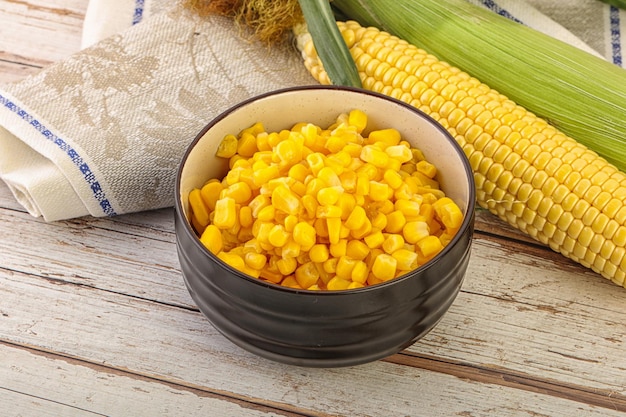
[[0, 0, 87, 68], [0, 343, 294, 417], [1, 271, 624, 417]]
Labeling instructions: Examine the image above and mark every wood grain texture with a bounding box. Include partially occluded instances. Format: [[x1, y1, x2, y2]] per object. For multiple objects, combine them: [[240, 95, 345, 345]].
[[1, 2, 626, 416]]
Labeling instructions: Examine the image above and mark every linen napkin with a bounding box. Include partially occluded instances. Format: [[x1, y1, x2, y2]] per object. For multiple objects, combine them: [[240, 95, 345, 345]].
[[0, 6, 315, 221]]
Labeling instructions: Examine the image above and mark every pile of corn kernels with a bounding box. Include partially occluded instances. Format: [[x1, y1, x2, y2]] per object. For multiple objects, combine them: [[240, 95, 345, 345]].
[[188, 109, 463, 290]]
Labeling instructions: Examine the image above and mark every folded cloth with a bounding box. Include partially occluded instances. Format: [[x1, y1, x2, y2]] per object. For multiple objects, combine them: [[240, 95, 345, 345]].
[[81, 0, 170, 48], [0, 6, 315, 221]]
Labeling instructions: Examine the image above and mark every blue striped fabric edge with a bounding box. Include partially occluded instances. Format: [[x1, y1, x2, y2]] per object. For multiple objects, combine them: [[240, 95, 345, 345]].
[[478, 0, 524, 24], [0, 93, 117, 217], [610, 6, 623, 66], [133, 0, 145, 25]]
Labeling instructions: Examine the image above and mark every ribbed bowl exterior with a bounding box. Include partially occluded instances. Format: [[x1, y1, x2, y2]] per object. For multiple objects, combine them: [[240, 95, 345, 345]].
[[175, 209, 473, 367]]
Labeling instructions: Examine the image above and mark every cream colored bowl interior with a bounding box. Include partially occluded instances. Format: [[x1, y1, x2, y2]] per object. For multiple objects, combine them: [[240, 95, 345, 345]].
[[179, 88, 473, 221]]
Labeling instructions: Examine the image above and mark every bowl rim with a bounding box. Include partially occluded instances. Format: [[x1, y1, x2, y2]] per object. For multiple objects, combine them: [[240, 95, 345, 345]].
[[175, 85, 476, 295]]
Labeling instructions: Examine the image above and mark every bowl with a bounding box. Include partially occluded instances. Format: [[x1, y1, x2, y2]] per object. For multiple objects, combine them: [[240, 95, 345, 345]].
[[174, 86, 475, 367]]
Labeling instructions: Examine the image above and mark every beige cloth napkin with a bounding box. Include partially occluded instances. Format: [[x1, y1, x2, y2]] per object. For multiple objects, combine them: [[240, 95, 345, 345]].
[[0, 6, 315, 221]]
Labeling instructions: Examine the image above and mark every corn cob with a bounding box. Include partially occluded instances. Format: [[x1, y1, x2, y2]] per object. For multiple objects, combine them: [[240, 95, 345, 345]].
[[296, 20, 626, 286], [331, 0, 626, 174]]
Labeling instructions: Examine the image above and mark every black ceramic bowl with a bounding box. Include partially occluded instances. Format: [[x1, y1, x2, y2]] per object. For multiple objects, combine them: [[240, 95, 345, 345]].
[[175, 86, 475, 367]]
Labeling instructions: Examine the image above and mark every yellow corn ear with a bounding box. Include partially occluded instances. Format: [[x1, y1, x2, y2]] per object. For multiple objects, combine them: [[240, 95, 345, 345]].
[[298, 20, 626, 286]]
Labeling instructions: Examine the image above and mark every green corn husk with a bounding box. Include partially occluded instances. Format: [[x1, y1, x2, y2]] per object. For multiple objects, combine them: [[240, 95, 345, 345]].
[[332, 0, 626, 173], [600, 0, 626, 8], [297, 0, 361, 87]]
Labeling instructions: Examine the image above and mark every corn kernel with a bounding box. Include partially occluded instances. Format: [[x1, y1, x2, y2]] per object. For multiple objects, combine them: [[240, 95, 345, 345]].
[[383, 234, 405, 254], [189, 188, 210, 227], [361, 145, 390, 168], [368, 128, 401, 146], [200, 181, 223, 211], [216, 134, 238, 158], [293, 221, 317, 249], [327, 277, 352, 290], [348, 109, 368, 133], [244, 252, 267, 270], [272, 186, 301, 215], [417, 235, 444, 258], [371, 254, 397, 281], [213, 197, 237, 229], [385, 210, 407, 234], [295, 261, 320, 289], [200, 225, 223, 254]]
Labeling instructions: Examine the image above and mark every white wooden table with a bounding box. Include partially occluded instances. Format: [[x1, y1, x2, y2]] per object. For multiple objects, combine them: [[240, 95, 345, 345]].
[[2, 2, 626, 416]]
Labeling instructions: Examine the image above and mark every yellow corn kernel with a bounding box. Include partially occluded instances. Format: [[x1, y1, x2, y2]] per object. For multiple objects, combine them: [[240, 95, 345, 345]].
[[385, 144, 414, 163], [416, 160, 437, 178], [257, 205, 275, 222], [336, 256, 358, 280], [323, 257, 338, 274], [239, 206, 253, 229], [434, 197, 464, 230], [327, 217, 342, 244], [348, 109, 368, 133], [237, 132, 258, 157], [295, 262, 320, 289], [253, 165, 280, 188], [385, 210, 407, 234], [403, 221, 430, 244], [418, 235, 444, 258], [275, 137, 303, 166], [368, 128, 401, 146], [284, 214, 299, 232], [272, 186, 301, 215], [244, 252, 267, 270], [364, 229, 385, 248], [395, 199, 421, 218], [268, 224, 289, 248], [216, 134, 238, 158], [351, 260, 369, 283], [276, 257, 297, 276], [318, 166, 342, 187], [213, 197, 237, 229], [360, 145, 390, 168], [189, 188, 210, 227], [218, 251, 246, 271], [317, 187, 341, 206], [337, 193, 357, 219], [317, 205, 342, 219], [369, 181, 391, 202], [346, 239, 371, 260], [384, 169, 404, 189], [329, 239, 348, 258], [200, 224, 223, 254], [371, 254, 398, 281], [200, 180, 223, 211], [327, 277, 352, 291], [309, 243, 330, 263], [281, 238, 301, 258], [382, 234, 405, 254], [293, 221, 317, 249], [355, 174, 371, 195], [222, 181, 252, 204], [392, 249, 418, 270], [344, 206, 366, 230], [281, 276, 302, 289]]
